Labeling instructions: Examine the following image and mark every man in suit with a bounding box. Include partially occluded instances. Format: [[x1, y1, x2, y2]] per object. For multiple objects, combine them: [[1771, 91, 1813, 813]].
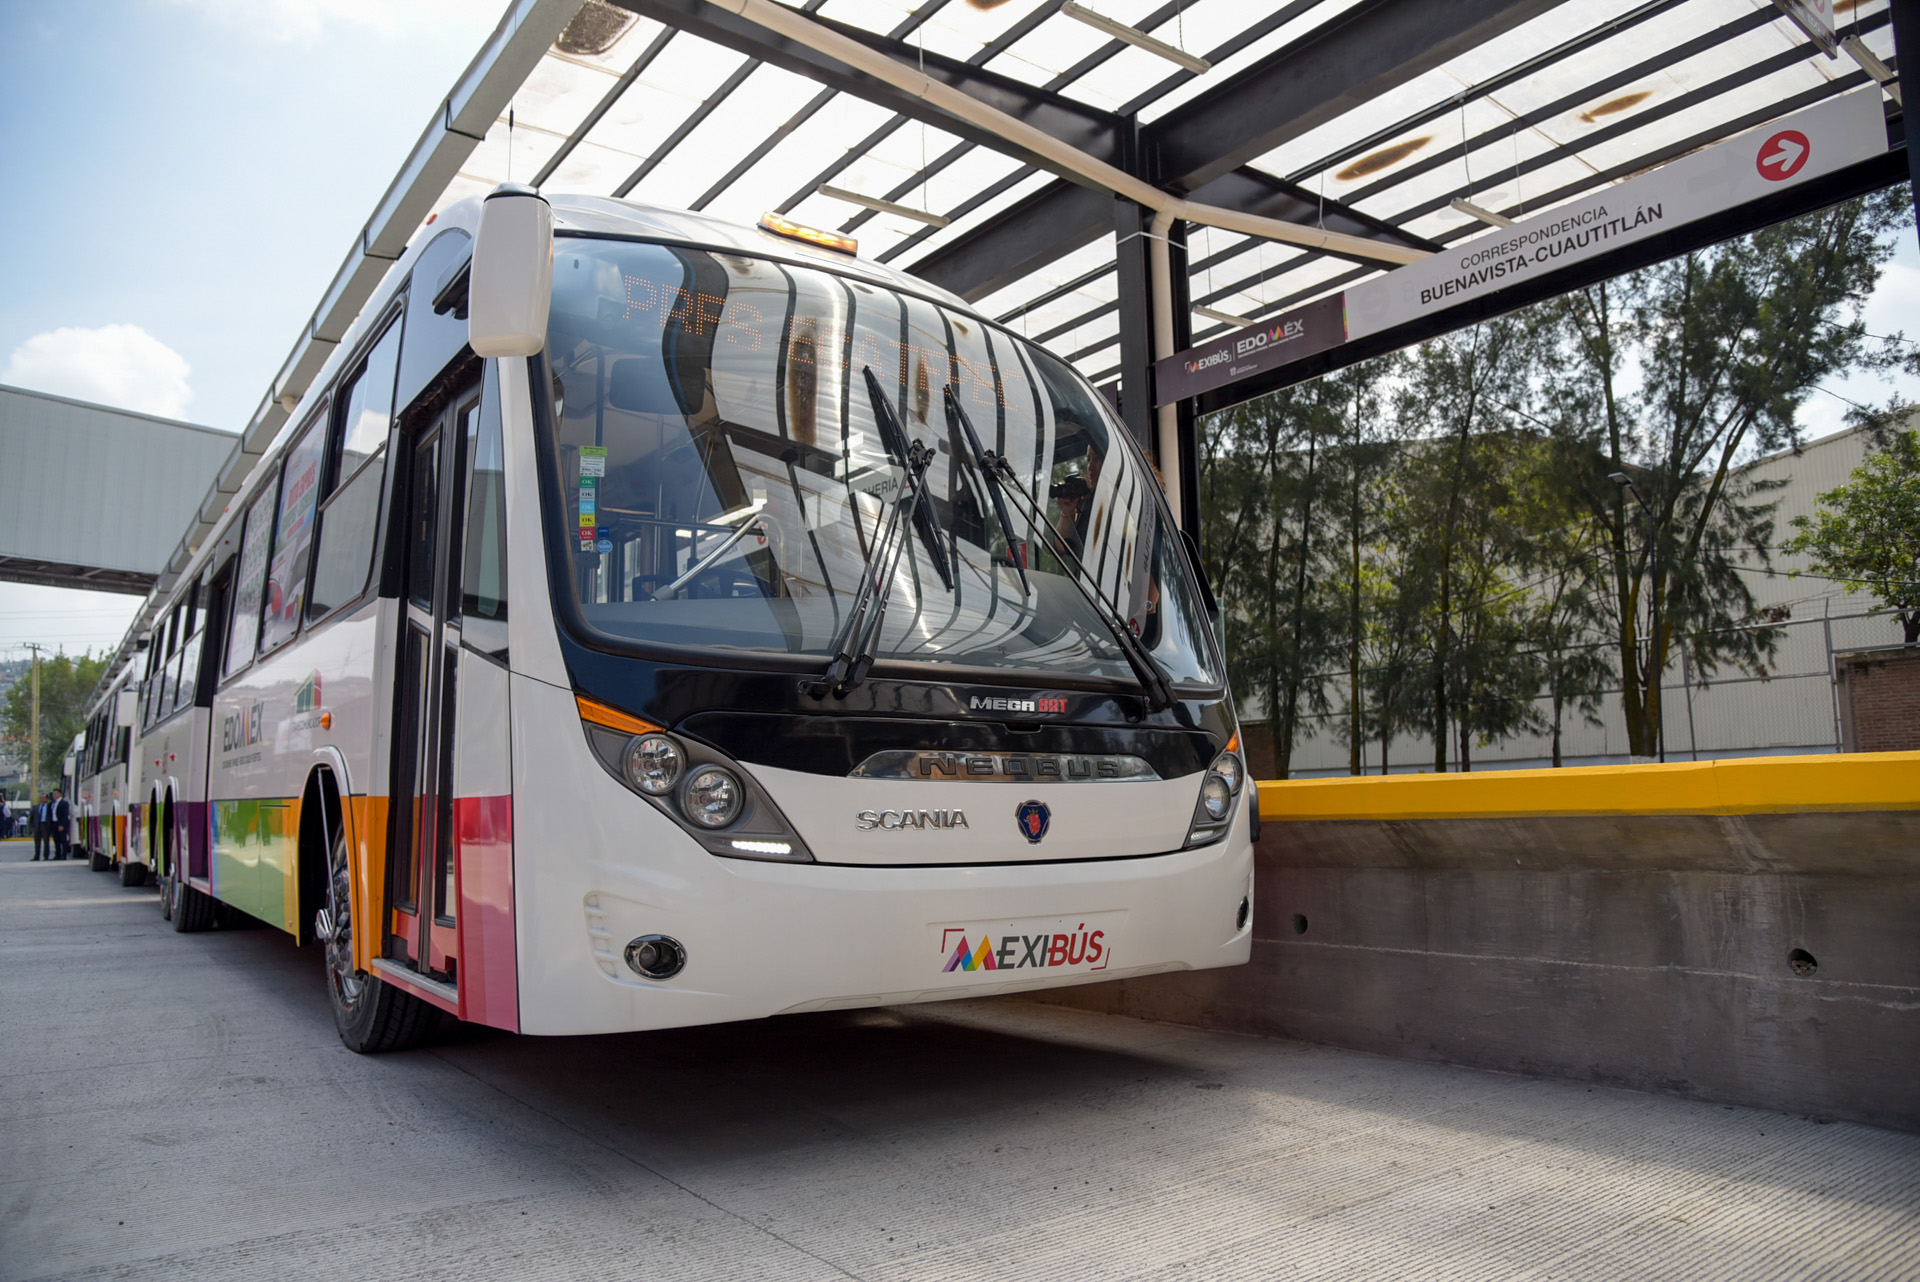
[[30, 793, 48, 861], [50, 789, 71, 860]]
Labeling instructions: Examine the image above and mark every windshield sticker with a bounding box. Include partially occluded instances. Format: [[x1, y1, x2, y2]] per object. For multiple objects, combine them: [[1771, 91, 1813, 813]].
[[579, 446, 607, 477]]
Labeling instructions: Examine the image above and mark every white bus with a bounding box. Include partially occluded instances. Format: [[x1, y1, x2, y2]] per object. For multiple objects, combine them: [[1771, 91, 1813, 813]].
[[90, 188, 1254, 1051]]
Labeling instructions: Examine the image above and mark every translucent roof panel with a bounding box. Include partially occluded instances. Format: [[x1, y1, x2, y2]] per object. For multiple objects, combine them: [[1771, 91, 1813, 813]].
[[418, 0, 1897, 385]]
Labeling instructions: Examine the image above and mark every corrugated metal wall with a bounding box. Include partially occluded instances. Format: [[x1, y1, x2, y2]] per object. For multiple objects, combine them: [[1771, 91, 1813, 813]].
[[0, 385, 235, 579]]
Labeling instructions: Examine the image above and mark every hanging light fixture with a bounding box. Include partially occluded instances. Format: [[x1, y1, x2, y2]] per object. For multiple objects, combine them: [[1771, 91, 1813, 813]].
[[1059, 2, 1209, 74]]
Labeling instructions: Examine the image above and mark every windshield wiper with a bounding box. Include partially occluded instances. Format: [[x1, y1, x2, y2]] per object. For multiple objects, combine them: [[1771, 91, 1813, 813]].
[[943, 384, 1031, 599], [947, 391, 1174, 711], [869, 370, 954, 594], [807, 369, 943, 699]]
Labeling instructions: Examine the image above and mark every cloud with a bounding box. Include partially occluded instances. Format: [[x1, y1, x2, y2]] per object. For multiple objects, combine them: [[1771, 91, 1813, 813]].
[[3, 325, 194, 420], [156, 0, 481, 42]]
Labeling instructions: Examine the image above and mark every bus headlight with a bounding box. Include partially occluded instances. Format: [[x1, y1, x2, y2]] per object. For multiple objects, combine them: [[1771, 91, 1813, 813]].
[[1200, 774, 1233, 821], [682, 766, 743, 829], [578, 694, 812, 862], [1210, 749, 1243, 795], [623, 734, 683, 796], [1185, 742, 1245, 847]]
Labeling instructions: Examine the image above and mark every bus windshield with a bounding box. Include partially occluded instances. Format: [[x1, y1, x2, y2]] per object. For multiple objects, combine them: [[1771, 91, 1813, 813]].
[[543, 236, 1218, 687]]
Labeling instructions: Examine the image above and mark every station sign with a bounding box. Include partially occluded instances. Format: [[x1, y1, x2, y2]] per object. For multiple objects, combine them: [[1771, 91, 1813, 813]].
[[1155, 88, 1888, 407]]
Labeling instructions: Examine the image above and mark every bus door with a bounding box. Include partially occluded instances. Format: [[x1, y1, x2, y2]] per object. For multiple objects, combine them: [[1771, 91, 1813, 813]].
[[388, 379, 479, 985]]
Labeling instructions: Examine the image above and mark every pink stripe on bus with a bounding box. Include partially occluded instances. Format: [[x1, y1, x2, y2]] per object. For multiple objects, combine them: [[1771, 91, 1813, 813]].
[[454, 794, 517, 1032]]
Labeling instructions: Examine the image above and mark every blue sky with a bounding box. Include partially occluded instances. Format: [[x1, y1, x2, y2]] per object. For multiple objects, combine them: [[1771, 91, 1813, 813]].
[[0, 0, 1915, 658], [0, 0, 501, 657]]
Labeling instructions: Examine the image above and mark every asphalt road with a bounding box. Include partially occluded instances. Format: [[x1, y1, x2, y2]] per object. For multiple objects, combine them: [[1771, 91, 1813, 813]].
[[4, 841, 1918, 1281]]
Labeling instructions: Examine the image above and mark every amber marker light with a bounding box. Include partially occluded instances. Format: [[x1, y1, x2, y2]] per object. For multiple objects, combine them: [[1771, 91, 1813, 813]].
[[758, 212, 858, 255], [576, 694, 664, 736], [1226, 730, 1241, 756], [320, 712, 332, 730]]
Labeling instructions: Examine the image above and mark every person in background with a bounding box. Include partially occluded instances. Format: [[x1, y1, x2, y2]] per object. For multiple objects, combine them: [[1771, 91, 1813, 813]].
[[50, 788, 71, 860], [31, 793, 49, 861]]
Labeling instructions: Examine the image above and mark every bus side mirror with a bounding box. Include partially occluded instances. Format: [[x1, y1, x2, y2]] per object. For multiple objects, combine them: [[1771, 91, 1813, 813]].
[[469, 184, 553, 358], [115, 690, 138, 728]]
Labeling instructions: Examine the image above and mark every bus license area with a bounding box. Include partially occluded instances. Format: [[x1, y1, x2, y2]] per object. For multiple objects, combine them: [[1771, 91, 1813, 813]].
[[934, 912, 1122, 976]]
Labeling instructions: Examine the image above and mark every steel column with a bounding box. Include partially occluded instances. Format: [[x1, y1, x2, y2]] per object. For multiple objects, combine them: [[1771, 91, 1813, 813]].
[[1112, 199, 1157, 451]]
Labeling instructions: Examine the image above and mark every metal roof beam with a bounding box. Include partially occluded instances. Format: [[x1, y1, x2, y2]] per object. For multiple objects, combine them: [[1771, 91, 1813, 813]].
[[610, 0, 1127, 170], [908, 0, 1551, 299], [1146, 0, 1563, 194], [911, 181, 1114, 301]]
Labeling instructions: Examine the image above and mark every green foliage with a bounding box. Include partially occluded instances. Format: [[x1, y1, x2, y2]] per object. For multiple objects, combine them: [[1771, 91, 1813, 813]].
[[1785, 430, 1920, 644], [1, 651, 107, 789], [1199, 190, 1910, 772], [1536, 187, 1911, 755]]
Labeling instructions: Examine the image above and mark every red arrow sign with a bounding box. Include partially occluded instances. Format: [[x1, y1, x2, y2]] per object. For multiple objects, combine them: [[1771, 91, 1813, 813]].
[[1756, 129, 1810, 181]]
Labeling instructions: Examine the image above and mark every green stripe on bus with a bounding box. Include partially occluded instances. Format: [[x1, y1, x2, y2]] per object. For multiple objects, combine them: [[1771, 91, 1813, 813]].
[[213, 797, 300, 933]]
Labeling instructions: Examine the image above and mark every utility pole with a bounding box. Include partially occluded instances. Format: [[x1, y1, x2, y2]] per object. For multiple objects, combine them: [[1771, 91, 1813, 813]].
[[28, 644, 41, 804]]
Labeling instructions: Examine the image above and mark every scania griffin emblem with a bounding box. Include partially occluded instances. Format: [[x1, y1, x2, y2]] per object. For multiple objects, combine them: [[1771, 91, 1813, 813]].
[[1015, 799, 1051, 844]]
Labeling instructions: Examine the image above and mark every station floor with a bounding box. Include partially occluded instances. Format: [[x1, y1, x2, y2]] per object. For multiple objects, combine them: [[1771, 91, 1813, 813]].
[[3, 843, 1918, 1281]]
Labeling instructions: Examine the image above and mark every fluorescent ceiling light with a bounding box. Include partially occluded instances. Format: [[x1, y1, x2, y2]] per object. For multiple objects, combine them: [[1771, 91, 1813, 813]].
[[1840, 36, 1901, 105], [1059, 2, 1210, 75], [817, 184, 950, 228], [1450, 197, 1517, 229], [1195, 305, 1255, 328]]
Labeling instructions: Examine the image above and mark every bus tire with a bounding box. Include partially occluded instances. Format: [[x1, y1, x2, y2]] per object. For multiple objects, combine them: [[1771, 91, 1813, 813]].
[[121, 859, 148, 888], [316, 785, 437, 1053], [172, 876, 214, 933], [160, 872, 174, 921], [90, 850, 109, 872]]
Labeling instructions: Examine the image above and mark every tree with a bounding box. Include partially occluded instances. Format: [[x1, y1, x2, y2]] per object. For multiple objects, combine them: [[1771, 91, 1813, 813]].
[[1391, 316, 1538, 770], [1200, 381, 1341, 778], [2, 651, 107, 787], [1537, 189, 1913, 756], [1511, 444, 1612, 766], [1785, 427, 1920, 644], [1323, 354, 1400, 774]]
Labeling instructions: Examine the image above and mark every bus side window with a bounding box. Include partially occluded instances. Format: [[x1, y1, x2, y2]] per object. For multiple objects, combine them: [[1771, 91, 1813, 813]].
[[394, 229, 473, 414], [260, 418, 327, 654], [160, 602, 184, 713], [225, 475, 281, 675], [459, 359, 508, 659], [172, 575, 204, 714], [310, 318, 399, 622]]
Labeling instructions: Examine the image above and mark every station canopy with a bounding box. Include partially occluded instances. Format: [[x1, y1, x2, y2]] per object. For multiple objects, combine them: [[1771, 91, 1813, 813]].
[[430, 0, 1899, 391], [123, 0, 1903, 673]]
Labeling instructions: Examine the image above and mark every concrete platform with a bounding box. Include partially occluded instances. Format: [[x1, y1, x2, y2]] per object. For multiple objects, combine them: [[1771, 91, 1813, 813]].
[[4, 845, 1918, 1281]]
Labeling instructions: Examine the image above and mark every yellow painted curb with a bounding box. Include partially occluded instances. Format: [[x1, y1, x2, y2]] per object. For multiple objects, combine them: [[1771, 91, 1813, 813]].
[[1257, 751, 1920, 822]]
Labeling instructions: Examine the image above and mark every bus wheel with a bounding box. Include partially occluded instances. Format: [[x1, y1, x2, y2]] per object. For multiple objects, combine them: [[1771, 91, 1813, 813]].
[[121, 859, 148, 888], [319, 796, 438, 1053], [90, 849, 109, 873], [171, 873, 214, 933]]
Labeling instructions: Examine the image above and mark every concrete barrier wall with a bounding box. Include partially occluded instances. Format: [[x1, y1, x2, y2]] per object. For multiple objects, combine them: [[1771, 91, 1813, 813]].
[[1034, 752, 1920, 1131]]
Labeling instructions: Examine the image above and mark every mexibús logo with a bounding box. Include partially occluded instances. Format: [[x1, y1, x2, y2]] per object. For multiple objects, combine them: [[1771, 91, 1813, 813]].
[[1015, 799, 1050, 844], [939, 921, 1111, 973]]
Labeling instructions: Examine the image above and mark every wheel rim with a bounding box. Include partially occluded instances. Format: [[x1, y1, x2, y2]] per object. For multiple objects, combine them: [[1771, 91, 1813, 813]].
[[322, 800, 365, 1010]]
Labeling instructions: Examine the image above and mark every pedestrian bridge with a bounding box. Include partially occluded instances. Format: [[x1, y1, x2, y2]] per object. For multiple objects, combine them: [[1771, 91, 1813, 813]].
[[0, 384, 234, 595]]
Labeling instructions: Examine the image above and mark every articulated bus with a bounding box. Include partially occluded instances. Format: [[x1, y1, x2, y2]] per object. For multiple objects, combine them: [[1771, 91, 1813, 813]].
[[76, 188, 1253, 1051], [75, 672, 137, 876]]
